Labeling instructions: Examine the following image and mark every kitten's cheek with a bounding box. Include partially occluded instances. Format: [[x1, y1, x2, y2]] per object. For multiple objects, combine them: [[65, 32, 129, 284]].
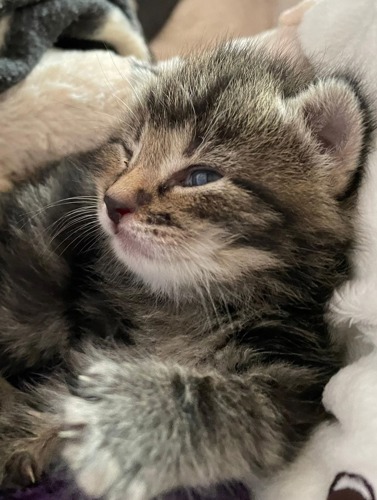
[[99, 203, 115, 236]]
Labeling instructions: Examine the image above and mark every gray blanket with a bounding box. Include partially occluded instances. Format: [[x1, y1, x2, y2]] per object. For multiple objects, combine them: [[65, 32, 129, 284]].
[[0, 0, 148, 92]]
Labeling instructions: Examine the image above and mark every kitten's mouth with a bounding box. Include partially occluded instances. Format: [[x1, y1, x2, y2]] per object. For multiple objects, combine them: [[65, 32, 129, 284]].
[[115, 226, 160, 260], [99, 204, 176, 261]]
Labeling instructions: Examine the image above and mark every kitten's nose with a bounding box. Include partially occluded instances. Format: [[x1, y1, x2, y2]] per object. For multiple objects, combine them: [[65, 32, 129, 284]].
[[104, 195, 133, 225]]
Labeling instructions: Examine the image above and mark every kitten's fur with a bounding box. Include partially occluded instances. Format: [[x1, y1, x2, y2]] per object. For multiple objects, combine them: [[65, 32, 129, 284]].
[[0, 40, 372, 498]]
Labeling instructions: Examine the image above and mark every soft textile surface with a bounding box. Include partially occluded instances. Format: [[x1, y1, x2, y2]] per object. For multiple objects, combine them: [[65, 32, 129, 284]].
[[0, 477, 88, 500], [151, 0, 297, 59], [0, 0, 150, 189], [0, 476, 250, 500], [0, 0, 148, 91]]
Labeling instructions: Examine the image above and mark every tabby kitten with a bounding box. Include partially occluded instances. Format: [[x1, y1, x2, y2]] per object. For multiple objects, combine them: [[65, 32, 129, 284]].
[[0, 40, 371, 499]]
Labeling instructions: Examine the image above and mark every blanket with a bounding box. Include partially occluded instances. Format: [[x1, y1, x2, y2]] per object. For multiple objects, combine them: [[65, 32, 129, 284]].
[[1, 477, 250, 500], [0, 0, 150, 190], [0, 0, 149, 92]]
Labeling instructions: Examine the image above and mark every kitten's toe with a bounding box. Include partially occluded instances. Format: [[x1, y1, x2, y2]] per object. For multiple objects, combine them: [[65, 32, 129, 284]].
[[61, 394, 121, 498], [66, 375, 101, 401], [66, 445, 121, 499], [66, 360, 119, 401], [123, 480, 148, 500], [3, 451, 39, 488], [1, 425, 60, 490]]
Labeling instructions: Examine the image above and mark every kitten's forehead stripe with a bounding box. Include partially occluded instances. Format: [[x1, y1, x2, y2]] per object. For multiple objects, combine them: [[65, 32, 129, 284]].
[[146, 70, 236, 131], [183, 136, 204, 158]]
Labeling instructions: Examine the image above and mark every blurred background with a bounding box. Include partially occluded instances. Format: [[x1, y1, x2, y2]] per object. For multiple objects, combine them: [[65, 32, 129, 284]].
[[137, 0, 298, 59]]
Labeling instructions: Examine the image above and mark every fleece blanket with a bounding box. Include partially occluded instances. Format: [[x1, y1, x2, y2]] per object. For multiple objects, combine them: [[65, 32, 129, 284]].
[[0, 477, 250, 500], [0, 0, 151, 190], [0, 0, 148, 91]]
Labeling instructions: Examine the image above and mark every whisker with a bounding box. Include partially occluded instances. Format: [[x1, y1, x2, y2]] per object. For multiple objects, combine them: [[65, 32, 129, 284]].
[[49, 99, 120, 121], [48, 213, 98, 244], [64, 223, 100, 255], [45, 207, 97, 237], [95, 53, 139, 121], [53, 221, 99, 257], [105, 47, 146, 110], [20, 196, 98, 221]]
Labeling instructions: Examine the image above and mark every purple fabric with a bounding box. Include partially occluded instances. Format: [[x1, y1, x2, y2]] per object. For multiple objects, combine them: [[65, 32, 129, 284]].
[[0, 477, 250, 500]]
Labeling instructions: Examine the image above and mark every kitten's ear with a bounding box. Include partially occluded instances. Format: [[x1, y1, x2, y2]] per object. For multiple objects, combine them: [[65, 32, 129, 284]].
[[289, 79, 366, 197]]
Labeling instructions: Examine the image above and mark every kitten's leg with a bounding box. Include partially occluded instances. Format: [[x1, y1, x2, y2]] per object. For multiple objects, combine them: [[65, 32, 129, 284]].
[[0, 378, 62, 488], [60, 352, 327, 500]]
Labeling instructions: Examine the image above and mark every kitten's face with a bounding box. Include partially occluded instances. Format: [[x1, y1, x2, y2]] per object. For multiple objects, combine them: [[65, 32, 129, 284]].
[[96, 42, 366, 296]]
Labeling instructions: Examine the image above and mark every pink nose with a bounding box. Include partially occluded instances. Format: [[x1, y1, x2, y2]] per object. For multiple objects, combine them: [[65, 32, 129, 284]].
[[104, 195, 133, 225]]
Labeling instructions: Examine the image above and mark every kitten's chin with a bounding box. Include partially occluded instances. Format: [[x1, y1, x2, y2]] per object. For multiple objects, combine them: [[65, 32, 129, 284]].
[[99, 214, 184, 295], [112, 239, 183, 295], [111, 229, 204, 296]]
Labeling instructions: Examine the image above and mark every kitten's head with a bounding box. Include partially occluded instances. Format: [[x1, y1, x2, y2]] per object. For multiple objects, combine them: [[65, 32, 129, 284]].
[[95, 41, 369, 298]]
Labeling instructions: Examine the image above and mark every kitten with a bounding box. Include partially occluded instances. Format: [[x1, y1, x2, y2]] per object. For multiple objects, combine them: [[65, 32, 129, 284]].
[[0, 40, 371, 499]]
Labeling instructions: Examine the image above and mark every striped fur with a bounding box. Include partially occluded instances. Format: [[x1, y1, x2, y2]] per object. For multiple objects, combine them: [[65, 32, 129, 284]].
[[0, 41, 372, 497]]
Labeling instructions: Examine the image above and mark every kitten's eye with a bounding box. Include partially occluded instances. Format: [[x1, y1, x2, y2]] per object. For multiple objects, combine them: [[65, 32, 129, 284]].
[[184, 169, 222, 187]]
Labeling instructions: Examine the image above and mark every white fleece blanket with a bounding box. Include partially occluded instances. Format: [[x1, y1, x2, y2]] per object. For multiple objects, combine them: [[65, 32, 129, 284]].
[[258, 1, 377, 499]]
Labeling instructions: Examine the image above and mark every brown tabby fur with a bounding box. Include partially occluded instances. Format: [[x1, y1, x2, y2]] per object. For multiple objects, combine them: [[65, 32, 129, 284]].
[[0, 40, 372, 499]]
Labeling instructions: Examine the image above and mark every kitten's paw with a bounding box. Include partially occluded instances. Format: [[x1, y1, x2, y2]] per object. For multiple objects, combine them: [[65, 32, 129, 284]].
[[3, 451, 39, 488], [1, 429, 60, 489], [61, 362, 124, 498], [60, 359, 175, 500]]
